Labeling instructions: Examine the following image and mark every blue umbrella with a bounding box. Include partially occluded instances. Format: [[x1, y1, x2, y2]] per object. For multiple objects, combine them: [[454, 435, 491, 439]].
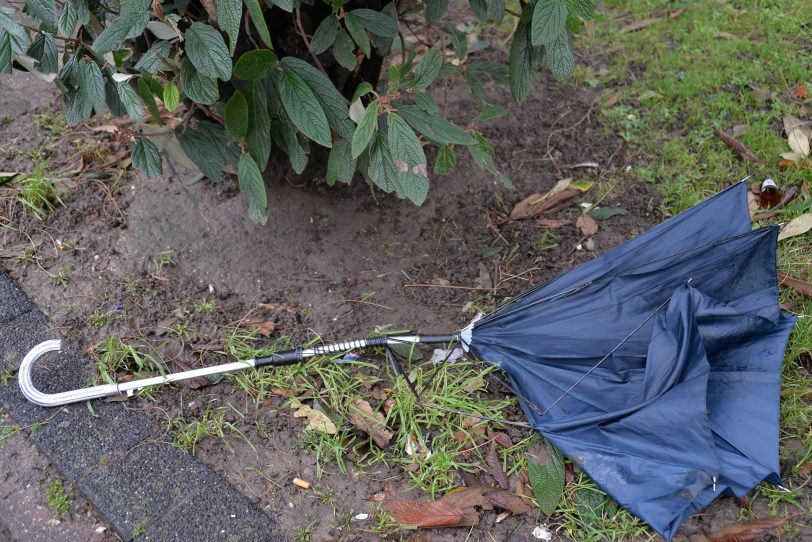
[[464, 182, 796, 539]]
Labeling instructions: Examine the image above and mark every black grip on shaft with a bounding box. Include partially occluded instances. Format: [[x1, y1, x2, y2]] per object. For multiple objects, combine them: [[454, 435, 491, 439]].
[[415, 334, 457, 345], [254, 349, 304, 368]]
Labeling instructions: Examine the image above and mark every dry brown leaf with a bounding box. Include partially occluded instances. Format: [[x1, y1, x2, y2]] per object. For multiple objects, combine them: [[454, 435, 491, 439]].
[[714, 130, 764, 163], [747, 192, 759, 220], [385, 500, 465, 528], [244, 321, 276, 336], [709, 515, 789, 542], [783, 114, 809, 134], [510, 179, 574, 220], [732, 124, 749, 138], [486, 440, 509, 489], [173, 360, 211, 389], [605, 91, 620, 107], [793, 84, 808, 100], [787, 129, 810, 157], [348, 399, 392, 447], [620, 16, 661, 33], [778, 213, 812, 241], [669, 8, 685, 18], [536, 218, 570, 229], [369, 492, 387, 502], [489, 430, 512, 448], [777, 273, 812, 299], [438, 487, 487, 509], [484, 489, 532, 515], [576, 214, 599, 236], [293, 403, 337, 434]]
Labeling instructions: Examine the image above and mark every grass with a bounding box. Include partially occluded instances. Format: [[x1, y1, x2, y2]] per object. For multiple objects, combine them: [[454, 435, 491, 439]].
[[165, 402, 255, 455], [44, 479, 72, 517], [15, 159, 63, 220], [91, 336, 165, 385]]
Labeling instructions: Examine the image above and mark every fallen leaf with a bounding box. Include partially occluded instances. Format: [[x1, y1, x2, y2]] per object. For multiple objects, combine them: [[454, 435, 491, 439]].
[[513, 189, 580, 220], [669, 8, 685, 18], [778, 213, 812, 241], [484, 489, 532, 515], [777, 273, 812, 299], [293, 402, 337, 434], [779, 158, 798, 170], [173, 360, 211, 389], [714, 130, 764, 164], [243, 321, 276, 336], [576, 214, 599, 236], [793, 84, 808, 100], [604, 91, 620, 107], [709, 515, 789, 542], [787, 129, 810, 158], [749, 84, 772, 104], [715, 31, 734, 39], [438, 487, 487, 509], [476, 263, 493, 290], [385, 500, 465, 528], [588, 207, 627, 220], [620, 16, 661, 33], [528, 440, 565, 516], [569, 179, 594, 192], [747, 192, 759, 220], [798, 462, 812, 477], [783, 114, 809, 135], [536, 218, 570, 229], [732, 124, 749, 138], [486, 440, 510, 489], [369, 492, 387, 502], [510, 179, 575, 219], [489, 430, 512, 448], [348, 399, 393, 447]]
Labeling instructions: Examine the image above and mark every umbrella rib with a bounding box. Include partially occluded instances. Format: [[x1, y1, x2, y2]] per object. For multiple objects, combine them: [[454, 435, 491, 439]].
[[539, 296, 672, 417]]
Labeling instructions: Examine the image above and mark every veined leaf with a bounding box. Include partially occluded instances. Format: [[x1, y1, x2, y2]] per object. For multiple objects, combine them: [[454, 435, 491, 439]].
[[0, 33, 11, 74], [397, 104, 475, 145], [425, 0, 448, 23], [277, 67, 332, 148], [137, 76, 162, 123], [234, 49, 277, 80], [216, 0, 242, 55], [311, 15, 339, 55], [134, 40, 171, 74], [569, 0, 594, 20], [237, 153, 268, 224], [509, 7, 534, 102], [412, 48, 442, 90], [280, 57, 353, 140], [352, 100, 378, 158], [413, 92, 439, 114], [176, 120, 239, 181], [0, 8, 31, 53], [367, 132, 401, 198], [369, 3, 398, 55], [58, 2, 78, 37], [528, 442, 565, 516], [444, 23, 468, 60], [23, 0, 57, 31], [326, 138, 355, 185], [350, 8, 397, 37], [486, 0, 505, 23], [246, 80, 271, 170], [28, 32, 58, 73], [469, 0, 488, 22], [162, 81, 180, 111], [92, 0, 151, 53], [115, 81, 143, 121], [185, 22, 232, 80], [531, 0, 567, 46], [131, 136, 163, 178], [271, 0, 294, 12], [79, 59, 105, 117], [270, 120, 309, 174], [332, 29, 357, 70], [546, 32, 574, 82], [180, 57, 219, 105], [433, 144, 456, 174], [344, 13, 371, 58], [225, 90, 249, 140], [243, 0, 273, 48], [387, 112, 429, 205]]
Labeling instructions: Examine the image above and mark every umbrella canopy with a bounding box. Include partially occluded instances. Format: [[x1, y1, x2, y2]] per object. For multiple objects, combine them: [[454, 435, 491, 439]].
[[465, 182, 796, 540]]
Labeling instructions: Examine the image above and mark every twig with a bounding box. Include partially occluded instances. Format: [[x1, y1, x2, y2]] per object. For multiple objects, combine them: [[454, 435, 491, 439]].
[[319, 299, 395, 311], [294, 8, 328, 76], [404, 283, 494, 291]]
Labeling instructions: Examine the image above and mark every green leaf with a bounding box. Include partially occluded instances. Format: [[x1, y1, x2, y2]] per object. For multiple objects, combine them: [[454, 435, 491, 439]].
[[387, 64, 400, 93], [130, 136, 163, 178], [243, 0, 273, 48], [79, 59, 105, 117], [387, 112, 429, 205], [576, 488, 607, 527], [344, 13, 371, 58], [425, 0, 448, 23], [58, 1, 78, 37], [568, 0, 594, 20], [350, 8, 397, 37], [0, 7, 31, 54], [180, 57, 219, 105], [466, 68, 486, 109], [476, 104, 508, 121], [163, 81, 180, 111], [444, 23, 467, 60], [216, 0, 242, 55], [546, 32, 574, 82], [280, 56, 353, 140], [412, 47, 442, 90], [176, 121, 239, 181], [326, 138, 355, 185], [92, 0, 151, 53], [352, 100, 378, 158], [134, 40, 171, 74], [277, 67, 332, 148], [246, 80, 271, 169], [0, 32, 11, 74], [468, 133, 498, 174], [369, 3, 398, 55], [332, 29, 357, 71], [351, 82, 374, 103], [310, 15, 339, 55], [531, 0, 567, 46], [433, 144, 456, 175], [271, 0, 294, 13], [115, 81, 143, 121], [185, 22, 232, 80], [23, 0, 57, 31], [224, 90, 249, 140], [486, 0, 505, 23], [588, 206, 627, 220], [234, 49, 277, 80], [413, 92, 439, 114], [137, 76, 162, 123], [270, 120, 308, 174], [398, 105, 475, 145], [469, 0, 488, 22], [237, 153, 268, 224], [28, 32, 58, 73], [528, 442, 565, 516], [367, 132, 401, 198], [509, 8, 534, 103]]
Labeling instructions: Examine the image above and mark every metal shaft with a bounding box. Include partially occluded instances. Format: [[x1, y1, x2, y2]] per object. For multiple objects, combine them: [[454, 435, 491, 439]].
[[18, 334, 458, 407]]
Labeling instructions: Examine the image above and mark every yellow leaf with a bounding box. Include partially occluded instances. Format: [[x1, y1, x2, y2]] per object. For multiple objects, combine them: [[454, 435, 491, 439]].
[[570, 180, 594, 192], [293, 403, 337, 434]]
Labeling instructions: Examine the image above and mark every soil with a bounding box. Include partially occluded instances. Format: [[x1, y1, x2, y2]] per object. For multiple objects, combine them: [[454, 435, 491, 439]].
[[2, 48, 787, 541]]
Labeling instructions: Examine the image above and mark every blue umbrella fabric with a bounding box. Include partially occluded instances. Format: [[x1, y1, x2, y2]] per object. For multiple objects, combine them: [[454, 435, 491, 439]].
[[463, 182, 796, 540]]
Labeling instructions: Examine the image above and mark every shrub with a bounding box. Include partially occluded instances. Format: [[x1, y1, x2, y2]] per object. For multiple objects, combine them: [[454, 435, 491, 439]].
[[0, 0, 595, 222]]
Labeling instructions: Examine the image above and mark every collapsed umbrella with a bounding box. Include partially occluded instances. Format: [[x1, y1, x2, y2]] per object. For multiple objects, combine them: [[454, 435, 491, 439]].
[[18, 181, 795, 540]]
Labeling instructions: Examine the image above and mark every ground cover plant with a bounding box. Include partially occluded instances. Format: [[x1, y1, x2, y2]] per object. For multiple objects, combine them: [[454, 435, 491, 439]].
[[0, 0, 810, 540], [2, 0, 597, 222]]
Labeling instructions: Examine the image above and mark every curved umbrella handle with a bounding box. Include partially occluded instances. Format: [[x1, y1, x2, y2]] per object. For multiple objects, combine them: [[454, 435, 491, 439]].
[[18, 340, 120, 407]]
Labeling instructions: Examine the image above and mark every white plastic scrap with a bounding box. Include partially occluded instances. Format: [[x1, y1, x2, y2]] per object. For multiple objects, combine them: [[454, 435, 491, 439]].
[[353, 513, 369, 521], [532, 525, 553, 540], [429, 347, 465, 363]]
